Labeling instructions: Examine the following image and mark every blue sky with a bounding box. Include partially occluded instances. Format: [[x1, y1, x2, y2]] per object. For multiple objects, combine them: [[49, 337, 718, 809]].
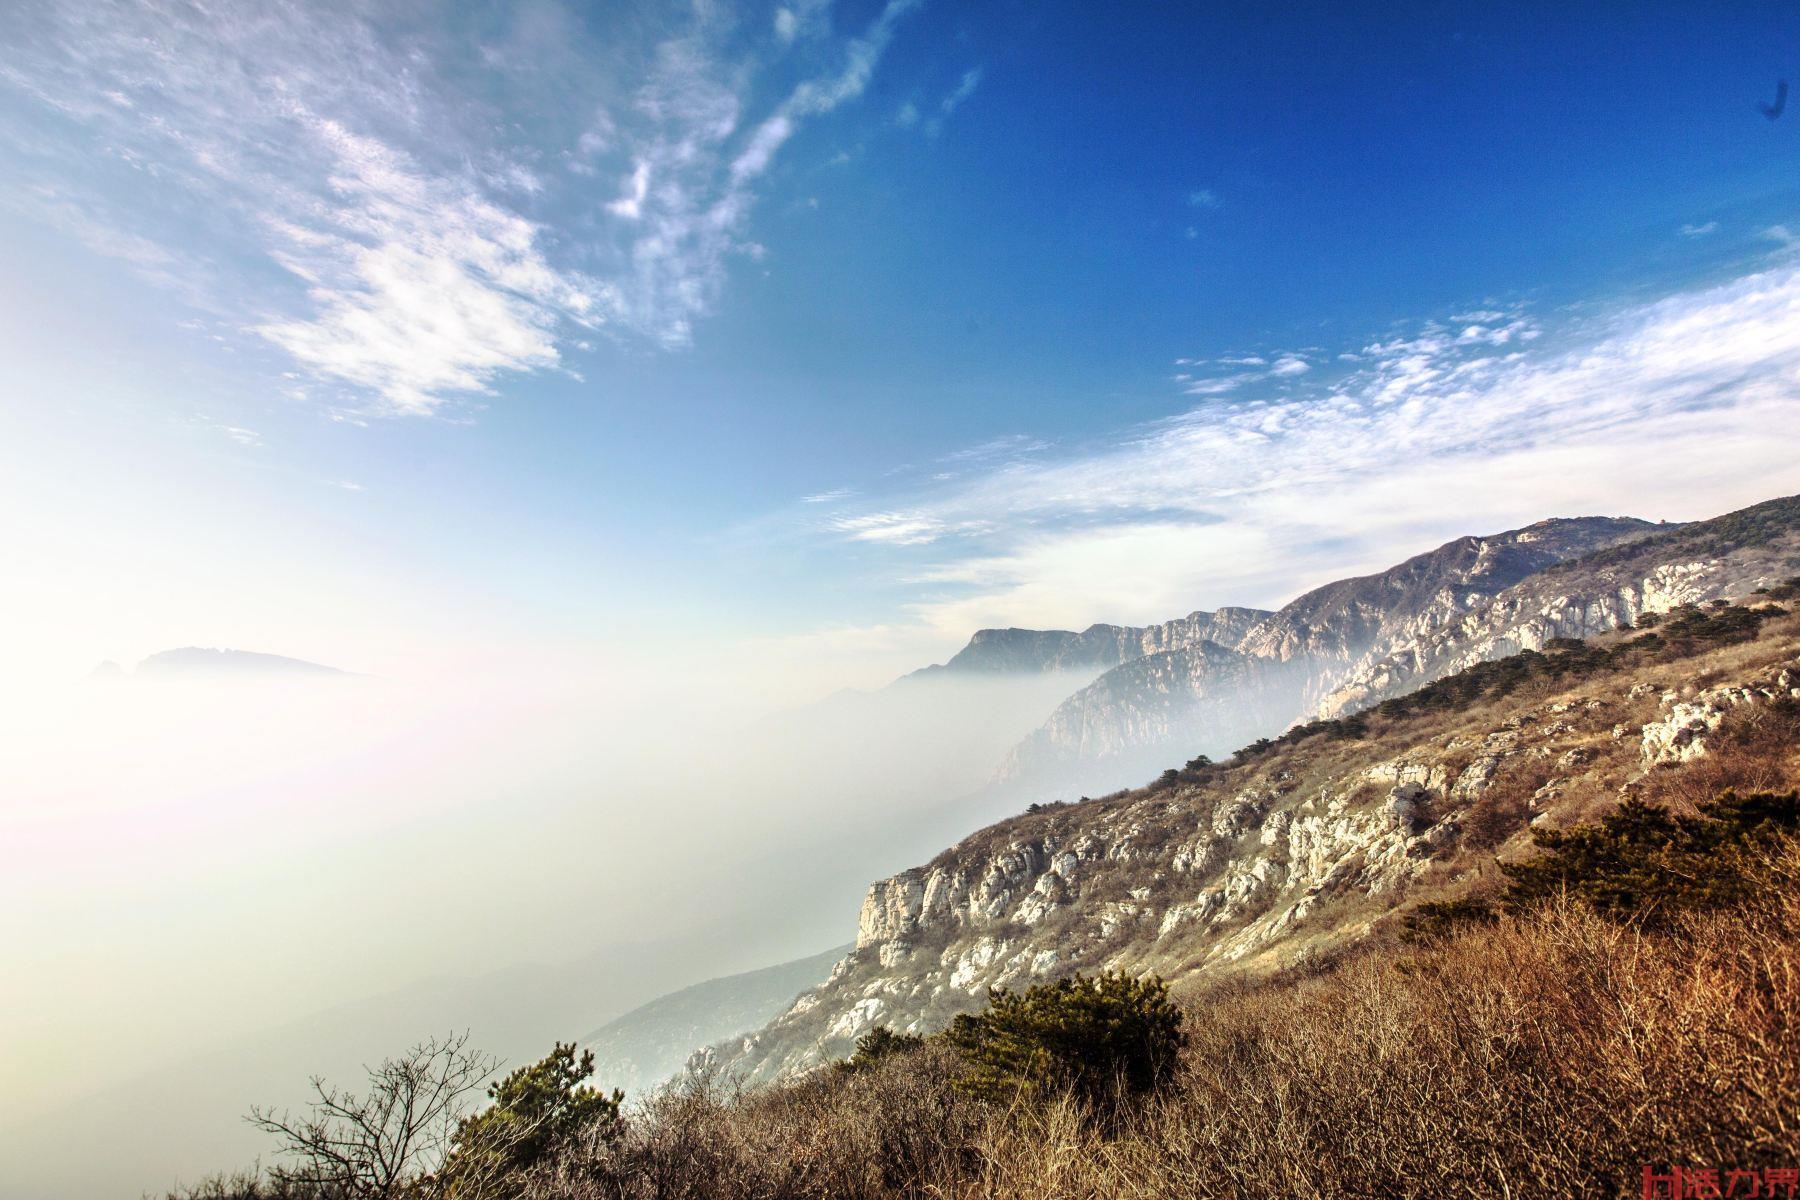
[[4, 0, 1800, 688]]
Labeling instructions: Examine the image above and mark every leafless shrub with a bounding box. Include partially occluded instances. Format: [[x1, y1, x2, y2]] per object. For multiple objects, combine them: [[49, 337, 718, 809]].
[[246, 1033, 496, 1199]]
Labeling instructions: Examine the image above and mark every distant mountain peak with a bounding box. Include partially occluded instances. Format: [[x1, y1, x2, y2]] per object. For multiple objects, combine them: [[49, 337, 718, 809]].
[[127, 647, 350, 679], [915, 607, 1277, 680]]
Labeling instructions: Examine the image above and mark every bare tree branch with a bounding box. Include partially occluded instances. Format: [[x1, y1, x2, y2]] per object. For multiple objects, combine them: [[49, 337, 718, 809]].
[[246, 1033, 496, 1200]]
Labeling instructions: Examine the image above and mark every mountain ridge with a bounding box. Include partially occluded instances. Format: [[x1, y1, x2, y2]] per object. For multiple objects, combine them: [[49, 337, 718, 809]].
[[124, 647, 350, 679], [995, 514, 1664, 793], [709, 493, 1800, 1085], [714, 591, 1800, 1084], [905, 607, 1274, 681]]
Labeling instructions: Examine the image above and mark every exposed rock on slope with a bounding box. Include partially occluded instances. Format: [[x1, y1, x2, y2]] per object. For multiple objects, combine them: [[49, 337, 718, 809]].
[[998, 515, 1662, 793], [716, 604, 1800, 1084]]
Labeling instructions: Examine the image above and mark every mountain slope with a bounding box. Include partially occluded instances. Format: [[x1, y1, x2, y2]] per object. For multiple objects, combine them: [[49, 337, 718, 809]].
[[715, 594, 1800, 1084], [998, 515, 1662, 793], [1320, 493, 1800, 716], [580, 945, 848, 1097]]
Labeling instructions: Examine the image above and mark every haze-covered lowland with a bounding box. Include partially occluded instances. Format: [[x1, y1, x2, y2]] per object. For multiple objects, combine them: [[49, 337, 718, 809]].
[[7, 3, 1800, 1198]]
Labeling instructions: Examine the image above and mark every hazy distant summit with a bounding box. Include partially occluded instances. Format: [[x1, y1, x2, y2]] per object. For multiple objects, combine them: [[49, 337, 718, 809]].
[[908, 608, 1273, 679], [106, 647, 350, 679]]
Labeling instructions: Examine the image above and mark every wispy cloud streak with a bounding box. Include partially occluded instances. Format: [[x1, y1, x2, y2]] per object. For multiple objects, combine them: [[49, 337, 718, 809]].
[[805, 261, 1800, 639], [0, 0, 920, 414]]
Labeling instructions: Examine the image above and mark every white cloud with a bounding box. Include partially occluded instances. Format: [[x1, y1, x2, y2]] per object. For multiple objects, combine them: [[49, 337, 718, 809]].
[[605, 159, 651, 220], [1268, 354, 1310, 376], [1680, 220, 1719, 238], [804, 263, 1800, 633], [830, 512, 951, 545], [939, 67, 983, 118], [1187, 189, 1219, 208], [900, 65, 982, 136], [1182, 376, 1246, 396], [596, 0, 920, 348], [942, 433, 1051, 463], [252, 112, 606, 415], [801, 488, 854, 503], [1, 0, 920, 413], [774, 0, 833, 44]]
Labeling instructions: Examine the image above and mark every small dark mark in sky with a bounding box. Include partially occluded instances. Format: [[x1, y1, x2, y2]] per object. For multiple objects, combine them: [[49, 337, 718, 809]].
[[1759, 79, 1788, 120]]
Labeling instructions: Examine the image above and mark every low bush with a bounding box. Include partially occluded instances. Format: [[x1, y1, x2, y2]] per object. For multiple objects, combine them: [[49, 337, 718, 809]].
[[1501, 789, 1800, 922], [439, 1043, 622, 1197], [836, 1026, 924, 1075], [940, 972, 1185, 1112]]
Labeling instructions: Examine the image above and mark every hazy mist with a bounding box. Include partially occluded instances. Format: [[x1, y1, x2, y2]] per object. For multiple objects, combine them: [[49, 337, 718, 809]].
[[0, 654, 1094, 1198]]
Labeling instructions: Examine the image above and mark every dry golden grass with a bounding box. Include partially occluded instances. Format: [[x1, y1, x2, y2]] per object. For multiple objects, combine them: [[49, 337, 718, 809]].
[[489, 839, 1800, 1200]]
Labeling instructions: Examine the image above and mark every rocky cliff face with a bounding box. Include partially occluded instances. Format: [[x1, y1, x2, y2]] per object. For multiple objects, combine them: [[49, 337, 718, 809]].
[[995, 515, 1665, 793], [714, 606, 1800, 1085]]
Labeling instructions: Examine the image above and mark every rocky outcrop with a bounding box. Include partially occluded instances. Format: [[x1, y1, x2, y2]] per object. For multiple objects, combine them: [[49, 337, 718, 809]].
[[1639, 665, 1800, 765]]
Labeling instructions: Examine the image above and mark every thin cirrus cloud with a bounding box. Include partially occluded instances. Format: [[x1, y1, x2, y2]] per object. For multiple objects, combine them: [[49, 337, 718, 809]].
[[896, 64, 983, 135], [942, 68, 984, 113], [0, 0, 922, 416], [806, 258, 1800, 642]]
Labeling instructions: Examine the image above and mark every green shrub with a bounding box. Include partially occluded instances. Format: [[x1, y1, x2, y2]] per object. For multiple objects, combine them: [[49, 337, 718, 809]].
[[940, 971, 1184, 1111], [439, 1042, 621, 1195], [1401, 896, 1498, 942], [838, 1025, 925, 1074], [1500, 789, 1800, 923]]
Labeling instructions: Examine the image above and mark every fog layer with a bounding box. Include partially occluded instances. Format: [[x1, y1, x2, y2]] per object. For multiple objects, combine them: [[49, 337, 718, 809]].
[[0, 656, 1091, 1198]]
